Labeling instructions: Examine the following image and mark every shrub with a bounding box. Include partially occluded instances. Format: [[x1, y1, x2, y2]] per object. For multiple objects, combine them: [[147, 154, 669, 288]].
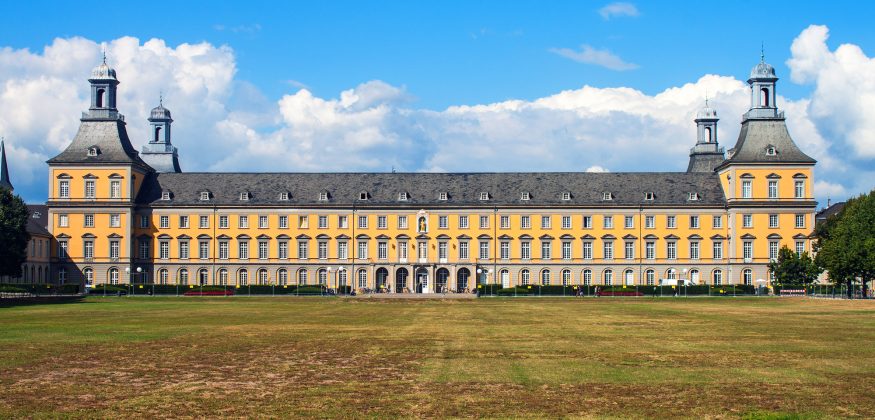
[[496, 287, 530, 296]]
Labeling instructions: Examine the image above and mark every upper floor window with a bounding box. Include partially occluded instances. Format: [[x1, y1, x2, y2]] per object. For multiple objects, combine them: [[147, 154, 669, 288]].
[[644, 192, 654, 201], [690, 215, 699, 229], [59, 180, 70, 198], [397, 216, 407, 229], [87, 147, 99, 157], [279, 192, 289, 201], [479, 192, 489, 201], [794, 180, 805, 199], [766, 146, 777, 156], [520, 215, 531, 229], [239, 215, 249, 229], [520, 192, 530, 201], [398, 192, 409, 201], [768, 181, 778, 199], [624, 216, 634, 229], [110, 180, 121, 199], [240, 192, 250, 201], [459, 215, 469, 229], [438, 192, 448, 201], [161, 191, 171, 201], [500, 215, 510, 229], [645, 215, 655, 229], [561, 192, 571, 201], [541, 216, 551, 229], [688, 192, 699, 201], [602, 192, 613, 201], [259, 215, 269, 229], [85, 180, 96, 199], [603, 215, 613, 229], [712, 215, 722, 229], [666, 215, 676, 229], [359, 192, 369, 201], [741, 180, 752, 198], [200, 192, 210, 201], [318, 192, 328, 201]]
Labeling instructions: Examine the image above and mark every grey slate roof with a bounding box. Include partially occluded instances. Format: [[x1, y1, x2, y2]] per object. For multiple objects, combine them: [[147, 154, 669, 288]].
[[138, 172, 726, 208], [815, 202, 846, 225], [26, 204, 50, 237], [717, 119, 816, 169], [47, 120, 150, 168]]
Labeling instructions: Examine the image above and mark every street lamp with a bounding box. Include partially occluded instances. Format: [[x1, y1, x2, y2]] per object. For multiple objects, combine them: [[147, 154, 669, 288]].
[[682, 268, 688, 297]]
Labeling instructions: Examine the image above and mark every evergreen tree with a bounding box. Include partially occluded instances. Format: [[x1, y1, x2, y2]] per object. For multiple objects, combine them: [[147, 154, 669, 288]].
[[0, 188, 29, 278], [814, 190, 875, 298]]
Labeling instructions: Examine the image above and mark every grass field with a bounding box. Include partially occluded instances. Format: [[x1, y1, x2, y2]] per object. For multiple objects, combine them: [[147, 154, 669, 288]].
[[1, 297, 874, 419]]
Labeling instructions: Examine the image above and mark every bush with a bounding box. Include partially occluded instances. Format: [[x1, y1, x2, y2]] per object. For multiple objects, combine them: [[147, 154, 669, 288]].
[[496, 287, 530, 296], [0, 285, 27, 294], [89, 284, 127, 294]]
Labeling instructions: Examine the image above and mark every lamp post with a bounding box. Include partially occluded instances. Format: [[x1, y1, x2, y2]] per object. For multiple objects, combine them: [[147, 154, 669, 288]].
[[682, 268, 688, 298]]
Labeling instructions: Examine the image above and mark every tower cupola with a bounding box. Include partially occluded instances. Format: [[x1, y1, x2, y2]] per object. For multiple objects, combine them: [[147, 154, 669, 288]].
[[686, 98, 725, 173], [85, 54, 123, 121], [140, 96, 182, 173], [744, 49, 782, 120]]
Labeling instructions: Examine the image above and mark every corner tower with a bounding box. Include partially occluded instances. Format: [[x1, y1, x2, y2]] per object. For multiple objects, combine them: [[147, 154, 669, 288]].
[[140, 97, 182, 173], [686, 99, 725, 173]]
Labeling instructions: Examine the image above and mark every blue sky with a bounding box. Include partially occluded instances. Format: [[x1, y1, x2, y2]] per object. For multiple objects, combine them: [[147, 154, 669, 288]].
[[0, 1, 873, 204]]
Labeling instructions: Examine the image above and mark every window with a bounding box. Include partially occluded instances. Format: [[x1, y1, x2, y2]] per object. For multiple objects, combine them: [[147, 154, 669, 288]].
[[239, 216, 249, 229], [338, 215, 348, 228], [278, 241, 288, 259], [438, 192, 448, 201], [690, 242, 700, 260], [583, 269, 592, 285], [743, 241, 753, 260], [438, 215, 448, 229], [766, 146, 776, 156], [140, 215, 149, 228], [713, 242, 723, 259], [712, 215, 722, 229], [583, 216, 592, 229], [742, 180, 752, 198], [200, 192, 210, 201], [541, 270, 550, 285], [358, 215, 368, 229], [240, 192, 250, 201], [418, 241, 427, 260], [624, 216, 634, 229], [178, 215, 189, 229], [199, 216, 209, 229], [359, 192, 369, 200], [259, 241, 269, 259], [688, 192, 699, 201], [84, 268, 94, 286], [139, 240, 151, 260], [398, 192, 408, 201], [646, 269, 655, 286], [238, 241, 249, 259], [645, 216, 654, 229], [712, 270, 722, 286], [298, 215, 308, 228], [769, 214, 779, 228], [259, 216, 268, 229], [690, 215, 699, 229], [107, 268, 116, 285], [357, 269, 367, 288], [199, 241, 209, 259], [319, 192, 328, 201], [743, 269, 753, 286], [378, 242, 388, 260], [479, 215, 489, 229], [666, 242, 677, 260], [541, 216, 551, 229], [541, 241, 551, 259], [85, 214, 95, 228], [769, 241, 779, 260], [161, 191, 170, 201], [743, 214, 753, 228], [459, 215, 469, 229], [561, 216, 571, 229], [562, 269, 571, 286], [796, 241, 805, 255], [582, 241, 593, 260], [520, 192, 530, 201], [178, 241, 189, 259], [398, 242, 408, 260], [278, 269, 288, 286], [521, 269, 530, 285], [562, 192, 571, 201], [520, 242, 531, 260], [397, 216, 407, 229], [219, 241, 229, 259], [357, 241, 368, 259], [603, 270, 613, 285], [644, 192, 654, 201], [624, 241, 634, 259], [603, 216, 613, 229], [110, 180, 121, 198], [479, 241, 489, 259], [58, 240, 68, 259], [337, 242, 348, 259], [603, 241, 614, 260], [768, 181, 778, 199], [219, 215, 229, 229], [500, 242, 510, 259], [318, 215, 328, 229], [85, 180, 96, 199], [110, 240, 119, 260], [318, 269, 327, 285], [59, 180, 69, 198], [378, 216, 387, 229], [156, 215, 168, 229], [238, 269, 248, 286], [666, 215, 676, 229], [521, 215, 531, 229], [158, 241, 169, 260], [58, 214, 69, 227], [603, 192, 613, 201], [795, 214, 805, 228], [459, 242, 469, 259], [795, 180, 805, 198], [645, 241, 655, 259], [500, 216, 510, 229], [562, 241, 572, 260], [318, 241, 328, 259], [479, 192, 489, 201], [298, 240, 310, 260]]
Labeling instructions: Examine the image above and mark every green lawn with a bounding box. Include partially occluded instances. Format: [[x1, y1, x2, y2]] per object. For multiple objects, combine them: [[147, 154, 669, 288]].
[[1, 296, 873, 419]]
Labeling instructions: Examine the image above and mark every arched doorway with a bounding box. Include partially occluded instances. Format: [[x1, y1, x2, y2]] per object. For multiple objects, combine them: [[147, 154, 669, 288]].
[[436, 268, 449, 293], [415, 267, 429, 293], [376, 267, 389, 290], [500, 269, 509, 288], [457, 268, 470, 292], [395, 267, 408, 293]]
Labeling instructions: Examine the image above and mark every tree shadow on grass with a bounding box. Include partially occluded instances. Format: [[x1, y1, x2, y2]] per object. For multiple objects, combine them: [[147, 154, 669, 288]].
[[0, 295, 85, 308]]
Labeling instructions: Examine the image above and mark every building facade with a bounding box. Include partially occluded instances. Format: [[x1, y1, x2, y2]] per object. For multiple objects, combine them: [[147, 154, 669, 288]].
[[43, 56, 817, 292]]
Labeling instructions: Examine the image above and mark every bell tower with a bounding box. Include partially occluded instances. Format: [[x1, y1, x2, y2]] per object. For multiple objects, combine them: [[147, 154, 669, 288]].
[[140, 96, 182, 173], [87, 53, 121, 119], [744, 50, 781, 120], [686, 98, 725, 173]]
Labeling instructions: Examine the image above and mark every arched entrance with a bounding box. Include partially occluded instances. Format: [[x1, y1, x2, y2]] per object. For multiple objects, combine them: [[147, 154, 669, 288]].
[[436, 268, 449, 293], [395, 268, 408, 293], [376, 267, 389, 291], [415, 267, 429, 293], [457, 268, 470, 292]]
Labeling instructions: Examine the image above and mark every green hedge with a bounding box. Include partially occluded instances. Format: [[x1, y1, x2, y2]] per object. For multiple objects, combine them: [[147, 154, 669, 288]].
[[0, 283, 80, 295], [95, 283, 338, 296], [485, 284, 760, 297], [496, 287, 530, 296]]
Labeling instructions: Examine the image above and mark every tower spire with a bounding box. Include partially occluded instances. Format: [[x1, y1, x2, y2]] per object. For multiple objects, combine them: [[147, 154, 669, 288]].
[[0, 138, 13, 192], [760, 42, 764, 63]]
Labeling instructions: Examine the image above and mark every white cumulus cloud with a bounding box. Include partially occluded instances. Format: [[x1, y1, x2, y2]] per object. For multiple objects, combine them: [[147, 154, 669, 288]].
[[598, 2, 640, 20], [549, 45, 639, 71]]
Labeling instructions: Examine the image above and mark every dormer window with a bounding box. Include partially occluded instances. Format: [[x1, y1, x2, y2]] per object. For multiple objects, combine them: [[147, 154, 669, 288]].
[[161, 191, 171, 201], [200, 192, 210, 201], [644, 192, 655, 201], [766, 146, 777, 156], [479, 192, 490, 201], [520, 192, 530, 201], [561, 192, 571, 201], [398, 192, 409, 201], [32, 212, 41, 219], [87, 146, 100, 157], [279, 192, 289, 201], [318, 192, 328, 201], [603, 192, 613, 201], [689, 192, 700, 201], [239, 192, 250, 201], [438, 192, 448, 201]]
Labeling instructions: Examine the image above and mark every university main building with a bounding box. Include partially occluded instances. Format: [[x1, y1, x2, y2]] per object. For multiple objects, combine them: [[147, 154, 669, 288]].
[[38, 56, 816, 292]]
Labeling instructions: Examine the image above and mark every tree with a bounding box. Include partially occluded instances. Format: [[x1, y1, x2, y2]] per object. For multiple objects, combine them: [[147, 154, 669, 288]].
[[814, 190, 875, 298], [768, 246, 821, 286], [0, 187, 29, 279]]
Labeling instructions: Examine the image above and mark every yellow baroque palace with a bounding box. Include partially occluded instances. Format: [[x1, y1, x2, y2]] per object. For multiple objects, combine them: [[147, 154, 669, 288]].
[[42, 57, 816, 292]]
